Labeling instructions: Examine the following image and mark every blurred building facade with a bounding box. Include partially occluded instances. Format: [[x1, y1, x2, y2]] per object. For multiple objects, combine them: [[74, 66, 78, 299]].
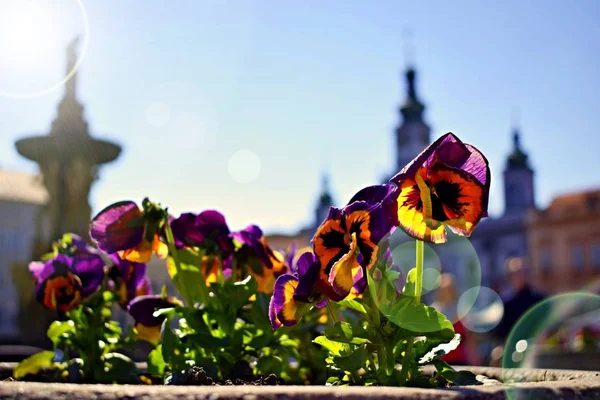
[[528, 189, 600, 293], [0, 171, 47, 340]]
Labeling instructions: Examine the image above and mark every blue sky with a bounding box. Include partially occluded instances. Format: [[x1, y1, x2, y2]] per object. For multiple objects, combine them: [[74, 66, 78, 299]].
[[1, 0, 599, 234]]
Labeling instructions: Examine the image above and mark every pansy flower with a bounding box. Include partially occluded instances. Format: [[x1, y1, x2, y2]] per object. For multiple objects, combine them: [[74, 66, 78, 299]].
[[170, 210, 234, 256], [90, 198, 168, 263], [231, 225, 288, 293], [29, 253, 105, 312], [108, 253, 148, 308], [313, 190, 394, 299], [128, 295, 183, 344], [269, 252, 324, 329], [389, 133, 490, 243]]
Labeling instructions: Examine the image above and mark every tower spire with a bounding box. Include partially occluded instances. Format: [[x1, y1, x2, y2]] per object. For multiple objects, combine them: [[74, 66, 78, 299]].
[[402, 27, 415, 69], [65, 37, 80, 100], [503, 115, 535, 214]]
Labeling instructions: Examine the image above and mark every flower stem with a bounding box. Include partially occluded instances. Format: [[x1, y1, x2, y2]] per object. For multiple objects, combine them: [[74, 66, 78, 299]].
[[415, 239, 424, 305], [400, 239, 425, 384], [163, 219, 193, 306], [325, 299, 338, 324]]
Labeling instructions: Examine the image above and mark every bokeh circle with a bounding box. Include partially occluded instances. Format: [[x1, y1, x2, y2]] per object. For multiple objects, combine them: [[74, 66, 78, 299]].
[[390, 241, 442, 296], [457, 286, 504, 333], [228, 149, 261, 183]]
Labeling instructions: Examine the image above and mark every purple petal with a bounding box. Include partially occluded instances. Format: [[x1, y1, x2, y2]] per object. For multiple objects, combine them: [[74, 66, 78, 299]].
[[427, 139, 471, 169], [232, 225, 274, 269], [72, 254, 106, 297], [128, 295, 180, 327], [29, 261, 47, 283], [390, 133, 457, 184], [294, 255, 321, 303], [197, 210, 233, 255], [90, 201, 145, 254], [109, 253, 148, 305], [353, 270, 367, 294], [285, 243, 297, 271], [170, 213, 203, 248], [295, 252, 316, 279], [268, 294, 283, 330], [347, 184, 397, 206]]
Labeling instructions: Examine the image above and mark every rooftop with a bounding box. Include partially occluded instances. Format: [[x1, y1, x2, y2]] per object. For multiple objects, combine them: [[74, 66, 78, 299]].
[[0, 169, 48, 205]]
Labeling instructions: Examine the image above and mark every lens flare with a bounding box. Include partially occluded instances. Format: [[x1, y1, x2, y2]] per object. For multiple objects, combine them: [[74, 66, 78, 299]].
[[0, 0, 89, 99], [501, 292, 600, 375]]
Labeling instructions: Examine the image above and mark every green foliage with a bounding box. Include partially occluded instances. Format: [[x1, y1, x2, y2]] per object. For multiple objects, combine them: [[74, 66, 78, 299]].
[[147, 345, 167, 377], [13, 351, 55, 379], [433, 360, 480, 386], [166, 247, 210, 304]]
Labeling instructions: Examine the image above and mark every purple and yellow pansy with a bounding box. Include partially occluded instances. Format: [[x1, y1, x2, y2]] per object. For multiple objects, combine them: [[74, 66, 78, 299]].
[[269, 251, 324, 329], [313, 194, 394, 299], [127, 294, 183, 344], [90, 199, 168, 264], [170, 210, 234, 256], [29, 253, 104, 312], [389, 133, 490, 244], [108, 253, 149, 308], [231, 225, 289, 293]]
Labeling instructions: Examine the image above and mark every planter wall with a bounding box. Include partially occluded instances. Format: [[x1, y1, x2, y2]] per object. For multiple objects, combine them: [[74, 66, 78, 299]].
[[1, 365, 599, 399]]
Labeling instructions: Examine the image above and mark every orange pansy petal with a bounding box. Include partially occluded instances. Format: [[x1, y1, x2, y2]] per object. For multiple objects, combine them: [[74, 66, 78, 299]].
[[152, 235, 169, 259], [396, 178, 447, 244], [329, 233, 360, 297]]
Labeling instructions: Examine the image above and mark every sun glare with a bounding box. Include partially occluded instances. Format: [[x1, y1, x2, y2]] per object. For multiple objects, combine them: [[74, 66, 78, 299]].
[[0, 0, 88, 98]]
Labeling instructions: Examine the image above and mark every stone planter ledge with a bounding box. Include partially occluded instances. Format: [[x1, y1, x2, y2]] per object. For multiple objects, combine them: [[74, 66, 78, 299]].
[[1, 366, 599, 399]]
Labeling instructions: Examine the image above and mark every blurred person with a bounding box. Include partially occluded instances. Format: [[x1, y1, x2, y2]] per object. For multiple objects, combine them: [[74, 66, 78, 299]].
[[431, 273, 481, 365], [489, 257, 545, 366], [494, 257, 546, 341]]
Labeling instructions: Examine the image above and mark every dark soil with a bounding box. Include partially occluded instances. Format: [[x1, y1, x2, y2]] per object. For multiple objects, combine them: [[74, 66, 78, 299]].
[[169, 366, 282, 386]]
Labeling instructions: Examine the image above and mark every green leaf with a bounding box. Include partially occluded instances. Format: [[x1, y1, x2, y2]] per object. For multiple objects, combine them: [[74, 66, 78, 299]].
[[333, 346, 368, 372], [402, 268, 417, 298], [256, 355, 282, 376], [160, 318, 179, 365], [13, 351, 55, 379], [148, 345, 167, 377], [47, 320, 75, 347], [418, 334, 462, 365], [324, 322, 372, 345], [313, 336, 344, 356], [166, 247, 210, 304], [433, 360, 480, 385], [337, 298, 369, 315], [380, 299, 455, 339]]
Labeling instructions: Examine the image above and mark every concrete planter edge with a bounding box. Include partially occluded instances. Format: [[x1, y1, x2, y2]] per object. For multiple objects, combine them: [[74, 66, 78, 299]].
[[1, 364, 599, 399]]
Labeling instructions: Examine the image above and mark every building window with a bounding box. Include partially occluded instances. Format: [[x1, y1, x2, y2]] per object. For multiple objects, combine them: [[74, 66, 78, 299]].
[[540, 248, 552, 272], [592, 244, 600, 269], [571, 245, 584, 270]]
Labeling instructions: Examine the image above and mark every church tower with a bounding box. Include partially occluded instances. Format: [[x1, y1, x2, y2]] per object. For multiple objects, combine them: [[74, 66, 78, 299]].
[[503, 126, 535, 215], [395, 67, 431, 171], [313, 174, 334, 233]]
